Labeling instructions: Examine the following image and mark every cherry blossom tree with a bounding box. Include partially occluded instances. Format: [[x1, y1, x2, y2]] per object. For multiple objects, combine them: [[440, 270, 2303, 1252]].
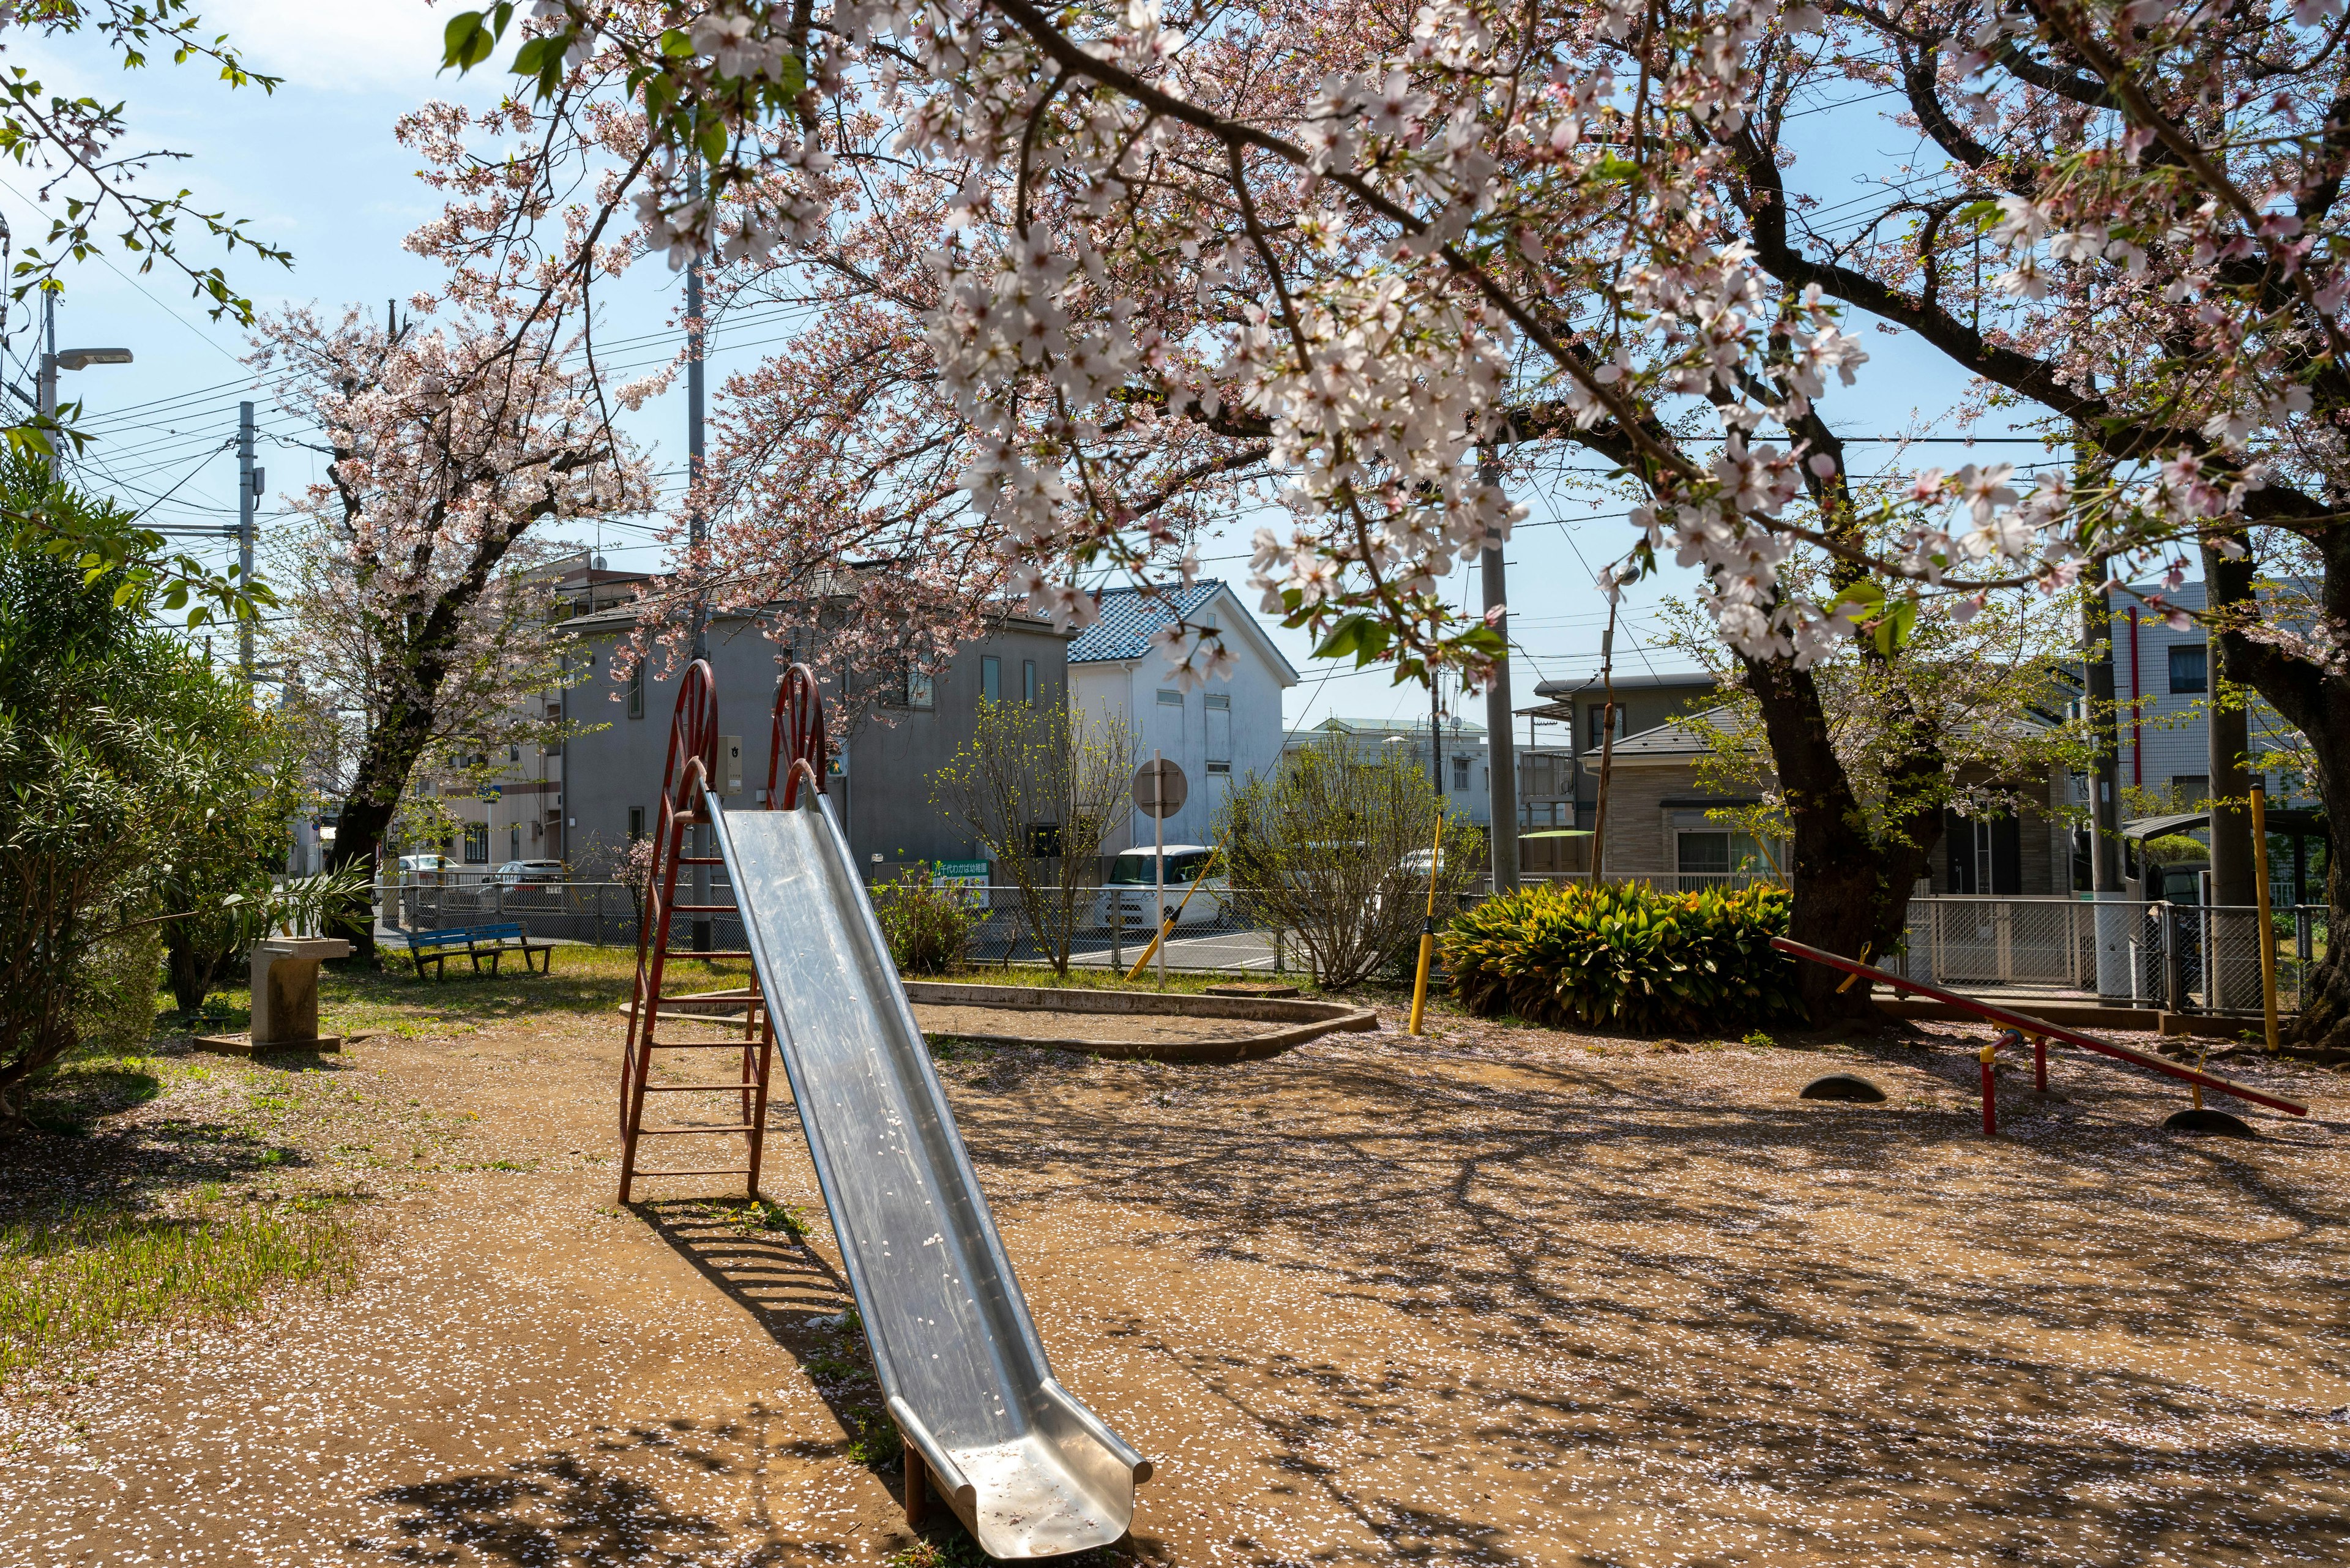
[[250, 303, 655, 950], [424, 0, 2350, 1025]]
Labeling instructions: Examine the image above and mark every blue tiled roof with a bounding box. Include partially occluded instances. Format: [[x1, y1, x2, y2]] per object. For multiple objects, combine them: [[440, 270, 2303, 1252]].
[[1067, 581, 1228, 664]]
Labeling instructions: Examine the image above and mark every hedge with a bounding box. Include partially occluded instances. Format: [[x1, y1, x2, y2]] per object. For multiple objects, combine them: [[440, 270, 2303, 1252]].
[[1443, 881, 1803, 1034]]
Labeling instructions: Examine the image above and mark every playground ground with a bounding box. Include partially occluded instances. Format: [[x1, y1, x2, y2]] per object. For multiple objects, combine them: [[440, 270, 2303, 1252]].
[[4, 955, 2349, 1567]]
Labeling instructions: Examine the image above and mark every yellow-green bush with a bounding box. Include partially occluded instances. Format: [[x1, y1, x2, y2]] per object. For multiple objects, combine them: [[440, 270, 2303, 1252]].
[[1444, 881, 1802, 1034]]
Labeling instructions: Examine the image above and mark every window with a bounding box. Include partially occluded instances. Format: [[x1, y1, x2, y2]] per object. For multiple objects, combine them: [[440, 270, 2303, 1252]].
[[2171, 774, 2210, 809], [1452, 755, 1471, 791], [627, 664, 644, 719], [1156, 688, 1186, 748], [1585, 701, 1626, 751], [628, 806, 646, 842], [981, 655, 1001, 703], [1023, 659, 1038, 704], [508, 742, 521, 763], [1204, 692, 1231, 766], [463, 823, 490, 864], [1676, 831, 1763, 875], [2169, 643, 2208, 695], [1026, 821, 1063, 858]]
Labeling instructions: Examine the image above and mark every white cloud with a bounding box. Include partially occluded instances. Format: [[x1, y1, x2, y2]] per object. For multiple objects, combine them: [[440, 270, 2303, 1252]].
[[202, 0, 458, 94]]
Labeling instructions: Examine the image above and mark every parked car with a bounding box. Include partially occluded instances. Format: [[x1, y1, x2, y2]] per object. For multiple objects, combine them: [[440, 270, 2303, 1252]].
[[1095, 846, 1228, 929], [398, 853, 460, 885], [492, 859, 570, 886]]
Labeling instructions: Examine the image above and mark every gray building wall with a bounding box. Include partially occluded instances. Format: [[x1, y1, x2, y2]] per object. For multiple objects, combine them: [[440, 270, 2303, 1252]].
[[558, 608, 1072, 874]]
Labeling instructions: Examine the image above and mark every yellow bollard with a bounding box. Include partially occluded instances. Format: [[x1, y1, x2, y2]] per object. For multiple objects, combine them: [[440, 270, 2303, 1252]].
[[2250, 782, 2281, 1055], [1124, 843, 1220, 982], [1407, 806, 1445, 1037]]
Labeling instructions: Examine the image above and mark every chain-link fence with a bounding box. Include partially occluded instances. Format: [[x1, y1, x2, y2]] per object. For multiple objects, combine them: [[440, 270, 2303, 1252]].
[[382, 878, 2329, 1012], [1878, 895, 2329, 1015], [384, 877, 1422, 977]]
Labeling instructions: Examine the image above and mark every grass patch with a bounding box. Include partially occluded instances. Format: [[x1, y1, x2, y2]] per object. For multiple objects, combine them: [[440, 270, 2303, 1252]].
[[24, 1037, 167, 1137], [317, 944, 752, 1036], [0, 1203, 354, 1378]]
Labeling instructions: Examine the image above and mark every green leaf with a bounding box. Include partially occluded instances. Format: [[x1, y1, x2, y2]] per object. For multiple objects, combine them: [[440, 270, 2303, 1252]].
[[441, 10, 498, 71]]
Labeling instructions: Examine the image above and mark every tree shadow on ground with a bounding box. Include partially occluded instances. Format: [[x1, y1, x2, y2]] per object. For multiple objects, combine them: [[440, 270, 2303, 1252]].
[[354, 1424, 863, 1566], [937, 1032, 2350, 1566], [632, 1195, 1155, 1566]]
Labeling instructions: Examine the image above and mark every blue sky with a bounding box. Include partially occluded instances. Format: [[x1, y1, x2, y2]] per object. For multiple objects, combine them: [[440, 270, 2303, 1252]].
[[9, 6, 2059, 742]]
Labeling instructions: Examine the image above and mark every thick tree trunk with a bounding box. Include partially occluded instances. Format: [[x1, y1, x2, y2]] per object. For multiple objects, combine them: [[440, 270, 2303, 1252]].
[[2206, 532, 2350, 1048], [324, 698, 442, 960], [1743, 657, 1940, 1023], [164, 936, 217, 1012]]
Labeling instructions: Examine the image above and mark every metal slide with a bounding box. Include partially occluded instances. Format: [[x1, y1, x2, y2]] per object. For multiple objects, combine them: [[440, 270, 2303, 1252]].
[[709, 783, 1151, 1557]]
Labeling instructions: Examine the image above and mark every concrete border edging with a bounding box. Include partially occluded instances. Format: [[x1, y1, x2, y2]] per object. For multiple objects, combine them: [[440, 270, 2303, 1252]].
[[900, 981, 1378, 1062]]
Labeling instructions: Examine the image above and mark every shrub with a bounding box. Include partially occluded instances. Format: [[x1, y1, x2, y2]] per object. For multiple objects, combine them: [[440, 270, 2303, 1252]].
[[869, 864, 982, 974], [2143, 834, 2207, 863], [72, 925, 164, 1053], [1219, 737, 1483, 990], [1443, 881, 1804, 1035]]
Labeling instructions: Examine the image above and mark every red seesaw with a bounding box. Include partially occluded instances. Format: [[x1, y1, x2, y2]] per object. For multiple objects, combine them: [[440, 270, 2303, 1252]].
[[1769, 935, 2308, 1135]]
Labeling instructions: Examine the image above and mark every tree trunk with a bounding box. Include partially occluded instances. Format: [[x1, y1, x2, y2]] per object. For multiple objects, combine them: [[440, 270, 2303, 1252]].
[[164, 935, 217, 1012], [2205, 531, 2350, 1048], [1743, 655, 1941, 1023], [325, 706, 438, 960]]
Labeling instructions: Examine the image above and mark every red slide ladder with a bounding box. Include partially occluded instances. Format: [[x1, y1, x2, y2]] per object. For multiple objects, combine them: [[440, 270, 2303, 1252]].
[[616, 662, 828, 1203]]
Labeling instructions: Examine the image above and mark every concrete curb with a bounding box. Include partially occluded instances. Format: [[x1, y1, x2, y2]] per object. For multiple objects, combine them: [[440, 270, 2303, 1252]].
[[900, 981, 1378, 1062]]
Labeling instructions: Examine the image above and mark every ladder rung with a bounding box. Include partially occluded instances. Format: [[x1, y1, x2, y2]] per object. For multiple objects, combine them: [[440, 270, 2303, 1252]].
[[641, 1081, 762, 1092], [636, 1124, 758, 1136], [676, 856, 726, 865], [646, 1039, 760, 1049], [667, 904, 739, 914], [653, 950, 753, 960], [631, 1168, 752, 1178]]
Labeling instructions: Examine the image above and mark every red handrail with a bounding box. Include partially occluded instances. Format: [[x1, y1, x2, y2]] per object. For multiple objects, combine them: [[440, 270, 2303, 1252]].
[[767, 662, 827, 809], [1770, 935, 2308, 1117]]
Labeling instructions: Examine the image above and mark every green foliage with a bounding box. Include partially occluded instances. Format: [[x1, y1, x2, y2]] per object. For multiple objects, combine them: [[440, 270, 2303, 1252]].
[[930, 699, 1136, 974], [0, 470, 313, 1137], [71, 925, 163, 1055], [868, 865, 983, 976], [2143, 834, 2208, 862], [0, 1202, 351, 1378], [1444, 882, 1804, 1035], [1220, 736, 1481, 989]]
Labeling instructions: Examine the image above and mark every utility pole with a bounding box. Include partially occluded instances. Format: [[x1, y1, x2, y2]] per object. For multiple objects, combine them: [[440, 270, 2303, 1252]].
[[1589, 607, 1620, 885], [1482, 542, 1518, 892], [1429, 665, 1444, 795], [237, 400, 258, 684], [36, 293, 54, 480], [687, 165, 709, 667], [2084, 558, 2129, 996], [685, 168, 712, 950]]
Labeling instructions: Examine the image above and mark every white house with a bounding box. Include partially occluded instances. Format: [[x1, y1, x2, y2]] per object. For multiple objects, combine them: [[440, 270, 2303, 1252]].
[[2098, 579, 2311, 812], [1069, 581, 1299, 850], [1281, 716, 1494, 826]]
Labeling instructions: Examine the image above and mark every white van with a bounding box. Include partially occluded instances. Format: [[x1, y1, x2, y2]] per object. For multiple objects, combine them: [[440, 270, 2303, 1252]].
[[1096, 846, 1228, 930]]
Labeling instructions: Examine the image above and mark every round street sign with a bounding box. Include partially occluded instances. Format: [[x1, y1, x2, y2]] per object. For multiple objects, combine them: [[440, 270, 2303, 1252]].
[[1131, 758, 1188, 818]]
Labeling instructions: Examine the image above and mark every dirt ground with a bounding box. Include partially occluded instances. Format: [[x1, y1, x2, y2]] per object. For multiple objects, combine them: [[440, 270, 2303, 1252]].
[[6, 981, 2350, 1568]]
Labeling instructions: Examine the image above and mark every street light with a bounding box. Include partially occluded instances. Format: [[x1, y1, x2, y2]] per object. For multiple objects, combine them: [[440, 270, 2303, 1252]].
[[34, 291, 133, 476], [40, 345, 133, 413]]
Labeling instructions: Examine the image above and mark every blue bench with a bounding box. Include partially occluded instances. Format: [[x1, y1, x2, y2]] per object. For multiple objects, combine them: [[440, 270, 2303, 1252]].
[[403, 922, 552, 979]]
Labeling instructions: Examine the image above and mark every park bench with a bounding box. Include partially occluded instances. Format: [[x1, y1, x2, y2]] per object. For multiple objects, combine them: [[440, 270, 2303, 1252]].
[[403, 921, 553, 980]]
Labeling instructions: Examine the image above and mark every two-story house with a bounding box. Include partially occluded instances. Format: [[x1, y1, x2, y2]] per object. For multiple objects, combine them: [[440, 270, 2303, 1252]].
[[556, 600, 1073, 872], [1067, 581, 1298, 851]]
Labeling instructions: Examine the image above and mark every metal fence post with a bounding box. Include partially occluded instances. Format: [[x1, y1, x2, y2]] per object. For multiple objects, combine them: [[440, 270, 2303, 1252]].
[[2162, 903, 2187, 1015]]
